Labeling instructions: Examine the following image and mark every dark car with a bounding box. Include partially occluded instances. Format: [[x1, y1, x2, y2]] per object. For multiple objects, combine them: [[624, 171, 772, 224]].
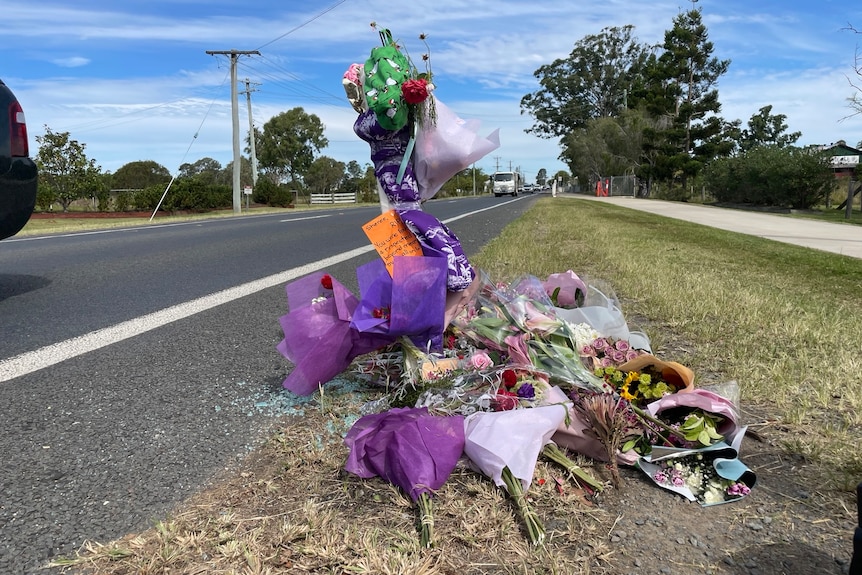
[[0, 79, 37, 240]]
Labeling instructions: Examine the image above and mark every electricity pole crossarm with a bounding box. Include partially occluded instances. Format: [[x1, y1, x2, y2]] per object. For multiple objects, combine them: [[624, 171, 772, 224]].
[[205, 49, 261, 213]]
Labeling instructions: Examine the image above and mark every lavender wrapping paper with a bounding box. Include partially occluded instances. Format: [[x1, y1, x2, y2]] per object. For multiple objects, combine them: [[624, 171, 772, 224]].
[[276, 272, 394, 395], [344, 407, 466, 501], [351, 256, 447, 350], [463, 404, 568, 492]]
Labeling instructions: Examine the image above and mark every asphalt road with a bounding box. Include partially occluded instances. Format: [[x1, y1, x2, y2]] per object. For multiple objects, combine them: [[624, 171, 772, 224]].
[[0, 194, 539, 575]]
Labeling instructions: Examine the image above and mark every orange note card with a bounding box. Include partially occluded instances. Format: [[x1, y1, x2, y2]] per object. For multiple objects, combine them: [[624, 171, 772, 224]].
[[362, 209, 423, 276]]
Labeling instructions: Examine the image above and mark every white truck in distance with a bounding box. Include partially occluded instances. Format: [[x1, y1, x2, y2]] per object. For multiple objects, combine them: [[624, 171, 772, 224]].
[[492, 171, 521, 197]]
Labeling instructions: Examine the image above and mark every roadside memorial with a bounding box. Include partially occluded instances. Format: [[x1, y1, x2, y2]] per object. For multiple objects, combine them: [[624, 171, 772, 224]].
[[276, 25, 754, 549]]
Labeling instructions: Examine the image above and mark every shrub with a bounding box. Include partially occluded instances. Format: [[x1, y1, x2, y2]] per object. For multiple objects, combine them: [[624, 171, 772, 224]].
[[703, 146, 833, 209]]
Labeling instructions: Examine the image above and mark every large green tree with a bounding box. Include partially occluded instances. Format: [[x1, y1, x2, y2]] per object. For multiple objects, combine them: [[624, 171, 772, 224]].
[[520, 25, 651, 139], [112, 160, 172, 190], [735, 105, 801, 153], [562, 109, 648, 185], [178, 157, 223, 182], [639, 8, 731, 191], [255, 108, 328, 185], [304, 156, 345, 195], [34, 127, 103, 212]]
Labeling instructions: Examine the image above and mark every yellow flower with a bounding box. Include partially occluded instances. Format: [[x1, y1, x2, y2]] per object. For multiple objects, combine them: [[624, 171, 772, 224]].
[[619, 383, 639, 402]]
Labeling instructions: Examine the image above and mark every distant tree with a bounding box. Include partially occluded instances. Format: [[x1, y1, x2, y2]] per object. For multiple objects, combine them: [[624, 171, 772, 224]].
[[305, 156, 345, 195], [360, 164, 378, 203], [552, 170, 571, 187], [222, 156, 253, 188], [112, 160, 172, 190], [178, 157, 223, 184], [735, 105, 801, 152], [34, 126, 103, 212], [255, 108, 328, 185], [536, 168, 548, 186], [562, 109, 648, 184], [340, 160, 365, 197], [521, 25, 651, 139]]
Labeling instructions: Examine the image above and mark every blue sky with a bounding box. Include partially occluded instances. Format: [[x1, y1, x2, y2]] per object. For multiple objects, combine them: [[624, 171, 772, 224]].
[[5, 0, 862, 184]]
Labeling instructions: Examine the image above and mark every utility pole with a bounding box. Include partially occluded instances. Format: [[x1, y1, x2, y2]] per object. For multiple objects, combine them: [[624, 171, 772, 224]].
[[205, 49, 260, 213], [241, 78, 260, 188]]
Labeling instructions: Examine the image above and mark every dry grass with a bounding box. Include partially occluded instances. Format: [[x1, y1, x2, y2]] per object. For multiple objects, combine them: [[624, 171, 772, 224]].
[[48, 196, 862, 572], [54, 382, 616, 574]]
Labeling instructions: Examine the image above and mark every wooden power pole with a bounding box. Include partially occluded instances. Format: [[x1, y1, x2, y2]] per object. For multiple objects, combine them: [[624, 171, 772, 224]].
[[205, 49, 260, 213]]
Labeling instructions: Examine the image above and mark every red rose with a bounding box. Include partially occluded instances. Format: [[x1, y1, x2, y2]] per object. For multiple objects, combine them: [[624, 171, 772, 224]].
[[493, 389, 519, 411], [401, 78, 429, 105], [320, 274, 333, 290], [502, 369, 518, 389], [372, 307, 390, 319]]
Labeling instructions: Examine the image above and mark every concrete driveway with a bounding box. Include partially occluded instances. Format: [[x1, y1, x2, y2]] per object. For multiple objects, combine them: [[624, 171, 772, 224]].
[[567, 195, 862, 260]]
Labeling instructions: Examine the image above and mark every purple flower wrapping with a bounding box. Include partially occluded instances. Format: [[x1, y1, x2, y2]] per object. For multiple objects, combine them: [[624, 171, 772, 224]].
[[344, 407, 466, 501], [352, 256, 447, 350], [276, 272, 394, 396], [353, 107, 475, 292]]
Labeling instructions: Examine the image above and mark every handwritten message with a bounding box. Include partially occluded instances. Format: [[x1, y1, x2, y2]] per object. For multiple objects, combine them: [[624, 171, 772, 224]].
[[362, 210, 423, 276]]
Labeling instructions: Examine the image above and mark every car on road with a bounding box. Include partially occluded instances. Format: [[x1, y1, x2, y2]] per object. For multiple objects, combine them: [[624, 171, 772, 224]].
[[0, 79, 37, 241]]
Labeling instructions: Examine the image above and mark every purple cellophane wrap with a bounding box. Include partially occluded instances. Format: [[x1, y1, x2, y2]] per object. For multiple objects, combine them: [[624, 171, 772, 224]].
[[463, 404, 568, 492], [352, 256, 447, 350], [344, 407, 466, 501], [353, 108, 475, 292], [276, 271, 394, 395]]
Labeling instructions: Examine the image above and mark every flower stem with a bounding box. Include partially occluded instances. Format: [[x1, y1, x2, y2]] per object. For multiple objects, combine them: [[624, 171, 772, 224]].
[[501, 466, 545, 546], [541, 443, 604, 492], [630, 404, 687, 446], [417, 492, 434, 548]]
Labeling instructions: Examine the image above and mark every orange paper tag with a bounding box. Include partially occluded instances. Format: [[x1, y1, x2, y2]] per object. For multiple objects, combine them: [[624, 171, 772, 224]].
[[362, 210, 423, 276]]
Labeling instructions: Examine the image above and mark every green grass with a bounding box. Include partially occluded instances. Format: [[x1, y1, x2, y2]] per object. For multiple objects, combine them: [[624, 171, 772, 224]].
[[473, 197, 862, 486]]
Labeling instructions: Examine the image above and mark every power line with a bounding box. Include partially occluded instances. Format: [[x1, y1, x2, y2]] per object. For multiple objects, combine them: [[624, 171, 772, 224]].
[[254, 0, 351, 51]]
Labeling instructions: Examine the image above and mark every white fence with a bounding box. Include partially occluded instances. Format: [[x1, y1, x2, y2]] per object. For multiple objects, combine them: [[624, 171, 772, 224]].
[[310, 192, 357, 205]]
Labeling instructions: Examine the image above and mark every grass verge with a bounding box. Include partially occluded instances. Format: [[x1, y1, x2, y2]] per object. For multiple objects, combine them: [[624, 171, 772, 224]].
[[48, 196, 862, 573]]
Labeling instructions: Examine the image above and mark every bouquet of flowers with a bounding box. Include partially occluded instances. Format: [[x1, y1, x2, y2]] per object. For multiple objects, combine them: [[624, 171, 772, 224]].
[[463, 403, 569, 545], [594, 354, 694, 406], [343, 407, 465, 547], [580, 336, 646, 371], [451, 274, 606, 392], [639, 450, 755, 506]]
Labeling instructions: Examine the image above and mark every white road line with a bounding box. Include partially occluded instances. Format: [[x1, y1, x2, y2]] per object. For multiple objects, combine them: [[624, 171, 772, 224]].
[[0, 246, 373, 383], [0, 200, 520, 382], [279, 214, 332, 222]]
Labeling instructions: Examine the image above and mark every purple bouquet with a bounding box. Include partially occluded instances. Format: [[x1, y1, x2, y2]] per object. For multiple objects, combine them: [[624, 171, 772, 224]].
[[344, 407, 465, 547]]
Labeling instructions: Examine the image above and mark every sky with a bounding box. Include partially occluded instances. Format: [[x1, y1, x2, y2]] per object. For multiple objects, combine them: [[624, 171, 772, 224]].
[[5, 0, 862, 185]]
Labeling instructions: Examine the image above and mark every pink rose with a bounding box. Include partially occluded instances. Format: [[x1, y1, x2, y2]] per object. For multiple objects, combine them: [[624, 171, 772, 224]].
[[610, 349, 626, 364], [469, 350, 493, 370]]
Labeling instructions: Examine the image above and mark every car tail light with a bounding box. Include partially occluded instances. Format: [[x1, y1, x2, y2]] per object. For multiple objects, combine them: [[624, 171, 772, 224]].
[[9, 100, 29, 157]]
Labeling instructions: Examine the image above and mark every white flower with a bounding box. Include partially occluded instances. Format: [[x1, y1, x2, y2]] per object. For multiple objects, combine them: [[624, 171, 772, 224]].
[[702, 485, 725, 505]]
